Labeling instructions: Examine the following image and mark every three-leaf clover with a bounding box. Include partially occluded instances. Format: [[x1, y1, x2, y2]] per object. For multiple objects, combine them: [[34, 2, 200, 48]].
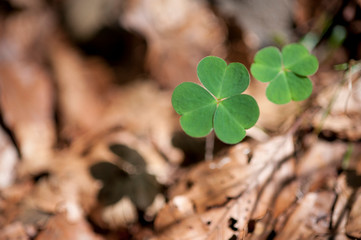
[[250, 43, 319, 104], [172, 56, 259, 144]]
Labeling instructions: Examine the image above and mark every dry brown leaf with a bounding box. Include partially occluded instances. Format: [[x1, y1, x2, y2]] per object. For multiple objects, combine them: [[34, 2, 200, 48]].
[[0, 182, 51, 239], [50, 38, 182, 164], [0, 9, 56, 175], [86, 132, 169, 228], [120, 0, 226, 88], [0, 222, 29, 240], [62, 0, 122, 40], [49, 38, 113, 141], [106, 81, 183, 164], [293, 0, 342, 33], [155, 190, 258, 240], [0, 181, 34, 228], [0, 181, 33, 205], [35, 213, 103, 240], [296, 140, 347, 192], [22, 131, 167, 230], [0, 127, 18, 189], [252, 157, 296, 221], [273, 179, 298, 219], [100, 197, 138, 229], [346, 190, 361, 238], [329, 174, 355, 238], [0, 60, 55, 175], [8, 0, 45, 9], [276, 191, 336, 240], [153, 135, 295, 239], [313, 71, 361, 140], [248, 80, 302, 132], [88, 130, 174, 184], [215, 0, 295, 49], [25, 152, 99, 223]]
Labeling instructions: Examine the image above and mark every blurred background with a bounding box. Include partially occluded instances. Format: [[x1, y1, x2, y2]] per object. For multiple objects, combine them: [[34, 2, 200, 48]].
[[0, 0, 361, 239]]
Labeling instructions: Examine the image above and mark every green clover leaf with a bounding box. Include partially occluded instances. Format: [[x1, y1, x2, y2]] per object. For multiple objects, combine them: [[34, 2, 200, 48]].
[[250, 43, 319, 104], [172, 56, 259, 144]]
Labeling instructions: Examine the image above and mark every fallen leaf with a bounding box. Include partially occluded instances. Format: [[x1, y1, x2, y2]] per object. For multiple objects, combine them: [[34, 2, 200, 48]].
[[35, 213, 103, 240], [25, 152, 99, 223], [49, 38, 113, 141], [0, 127, 18, 189], [62, 0, 122, 41], [90, 144, 161, 211], [0, 9, 56, 175], [88, 130, 175, 184], [0, 222, 28, 240], [276, 191, 336, 239], [346, 190, 361, 238], [247, 80, 302, 132], [50, 39, 182, 164], [296, 140, 347, 192], [153, 135, 295, 239], [106, 82, 183, 164], [100, 197, 138, 229], [214, 0, 295, 48], [293, 0, 342, 33], [120, 0, 227, 88], [252, 157, 296, 220], [330, 174, 354, 237], [313, 71, 361, 140]]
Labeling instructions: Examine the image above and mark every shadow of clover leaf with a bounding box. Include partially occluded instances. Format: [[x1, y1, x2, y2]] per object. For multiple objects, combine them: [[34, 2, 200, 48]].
[[250, 43, 319, 104], [172, 56, 259, 144], [90, 144, 160, 210]]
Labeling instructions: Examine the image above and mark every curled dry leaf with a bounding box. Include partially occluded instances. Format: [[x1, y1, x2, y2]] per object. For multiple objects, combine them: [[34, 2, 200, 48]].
[[252, 157, 296, 221], [0, 9, 56, 175], [0, 62, 55, 175], [154, 135, 294, 239], [120, 0, 227, 88], [346, 191, 361, 238], [313, 72, 361, 140], [49, 38, 113, 141], [276, 191, 336, 240], [329, 174, 355, 238]]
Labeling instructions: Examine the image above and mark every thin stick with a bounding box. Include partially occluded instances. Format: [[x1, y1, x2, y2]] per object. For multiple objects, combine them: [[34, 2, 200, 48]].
[[205, 131, 215, 161]]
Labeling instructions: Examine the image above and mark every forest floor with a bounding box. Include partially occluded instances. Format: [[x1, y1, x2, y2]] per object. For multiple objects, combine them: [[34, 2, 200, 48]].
[[0, 0, 361, 239]]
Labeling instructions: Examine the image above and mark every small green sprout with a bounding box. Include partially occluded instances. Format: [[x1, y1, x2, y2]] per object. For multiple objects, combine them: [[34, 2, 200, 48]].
[[172, 56, 259, 144], [251, 43, 319, 104]]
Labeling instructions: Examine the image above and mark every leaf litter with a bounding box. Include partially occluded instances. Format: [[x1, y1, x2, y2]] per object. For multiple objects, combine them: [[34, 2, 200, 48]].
[[0, 0, 361, 239]]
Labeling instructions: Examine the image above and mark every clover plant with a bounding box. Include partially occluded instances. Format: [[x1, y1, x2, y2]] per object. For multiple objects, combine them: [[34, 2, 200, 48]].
[[250, 43, 319, 104], [172, 56, 259, 144]]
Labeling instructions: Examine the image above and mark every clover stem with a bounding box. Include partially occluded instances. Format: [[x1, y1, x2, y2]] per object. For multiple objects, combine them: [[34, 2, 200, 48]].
[[205, 131, 215, 161]]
